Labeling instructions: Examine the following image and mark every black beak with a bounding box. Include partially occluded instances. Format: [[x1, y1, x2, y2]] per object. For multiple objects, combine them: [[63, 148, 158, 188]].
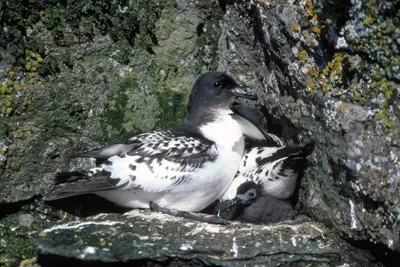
[[230, 196, 252, 207], [232, 87, 258, 100]]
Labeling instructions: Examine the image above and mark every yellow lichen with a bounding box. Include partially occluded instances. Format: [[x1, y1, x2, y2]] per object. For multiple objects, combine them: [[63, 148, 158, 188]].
[[5, 99, 11, 107], [20, 258, 35, 266], [0, 85, 7, 94], [298, 50, 308, 61], [321, 80, 328, 93], [307, 79, 315, 89], [291, 22, 301, 32], [383, 119, 395, 128], [306, 8, 313, 17], [322, 66, 330, 77], [38, 81, 45, 89], [38, 232, 47, 238], [307, 66, 319, 78], [312, 26, 320, 35], [363, 16, 374, 26], [333, 53, 344, 74]]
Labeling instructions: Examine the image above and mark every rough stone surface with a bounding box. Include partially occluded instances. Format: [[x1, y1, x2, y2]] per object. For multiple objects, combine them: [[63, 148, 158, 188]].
[[33, 209, 379, 266], [0, 0, 399, 265], [214, 0, 400, 254]]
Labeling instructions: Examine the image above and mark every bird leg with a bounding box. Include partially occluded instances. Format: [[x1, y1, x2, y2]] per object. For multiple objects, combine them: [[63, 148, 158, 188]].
[[149, 201, 230, 225]]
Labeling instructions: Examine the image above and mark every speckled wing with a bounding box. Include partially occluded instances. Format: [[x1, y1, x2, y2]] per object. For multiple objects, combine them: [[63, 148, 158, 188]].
[[97, 132, 218, 192], [76, 131, 176, 159], [45, 130, 218, 200], [220, 142, 315, 201]]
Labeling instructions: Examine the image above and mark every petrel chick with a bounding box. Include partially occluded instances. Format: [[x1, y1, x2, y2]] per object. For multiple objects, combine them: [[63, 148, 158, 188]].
[[208, 181, 297, 224]]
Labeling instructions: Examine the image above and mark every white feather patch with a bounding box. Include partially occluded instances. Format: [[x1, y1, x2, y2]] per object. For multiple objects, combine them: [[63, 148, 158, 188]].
[[231, 115, 266, 141]]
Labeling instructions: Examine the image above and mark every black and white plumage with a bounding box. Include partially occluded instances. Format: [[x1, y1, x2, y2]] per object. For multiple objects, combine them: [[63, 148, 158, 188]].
[[210, 181, 297, 223], [44, 72, 264, 212], [221, 143, 314, 201], [221, 105, 315, 201]]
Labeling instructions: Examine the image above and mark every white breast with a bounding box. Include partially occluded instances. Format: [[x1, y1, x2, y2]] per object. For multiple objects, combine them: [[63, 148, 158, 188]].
[[165, 111, 246, 211], [199, 110, 244, 151]]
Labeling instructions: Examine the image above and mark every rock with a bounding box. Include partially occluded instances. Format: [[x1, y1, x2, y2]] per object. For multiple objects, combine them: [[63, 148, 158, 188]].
[[33, 210, 378, 266], [18, 214, 35, 229], [216, 0, 400, 255]]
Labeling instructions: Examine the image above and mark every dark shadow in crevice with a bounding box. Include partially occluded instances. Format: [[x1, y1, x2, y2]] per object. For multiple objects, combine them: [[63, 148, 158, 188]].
[[343, 237, 400, 267], [0, 198, 36, 220], [45, 194, 131, 218], [37, 254, 207, 267]]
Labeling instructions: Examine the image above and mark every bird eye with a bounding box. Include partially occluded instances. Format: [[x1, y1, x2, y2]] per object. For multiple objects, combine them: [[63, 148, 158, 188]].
[[213, 81, 223, 88]]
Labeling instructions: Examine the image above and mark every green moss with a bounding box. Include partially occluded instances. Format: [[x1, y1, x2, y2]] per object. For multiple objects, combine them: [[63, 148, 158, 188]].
[[40, 8, 62, 30], [154, 89, 187, 130], [100, 77, 133, 141], [0, 225, 35, 267], [101, 70, 189, 143]]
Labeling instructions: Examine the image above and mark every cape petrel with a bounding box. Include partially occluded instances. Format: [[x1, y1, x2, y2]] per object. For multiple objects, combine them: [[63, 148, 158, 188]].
[[44, 72, 264, 213], [221, 105, 315, 201]]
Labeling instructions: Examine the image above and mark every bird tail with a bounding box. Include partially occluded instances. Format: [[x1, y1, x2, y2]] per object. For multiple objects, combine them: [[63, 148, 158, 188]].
[[280, 141, 315, 174], [43, 172, 91, 201], [257, 141, 315, 167], [288, 141, 315, 159], [263, 142, 315, 197]]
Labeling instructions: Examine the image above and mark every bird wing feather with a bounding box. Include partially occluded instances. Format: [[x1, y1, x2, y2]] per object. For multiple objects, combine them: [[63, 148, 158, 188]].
[[48, 131, 218, 199]]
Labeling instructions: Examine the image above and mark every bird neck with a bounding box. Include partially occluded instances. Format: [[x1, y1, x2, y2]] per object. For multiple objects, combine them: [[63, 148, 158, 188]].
[[196, 109, 244, 149]]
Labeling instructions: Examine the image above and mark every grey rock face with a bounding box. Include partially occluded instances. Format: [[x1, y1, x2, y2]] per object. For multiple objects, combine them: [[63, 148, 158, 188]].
[[216, 0, 400, 254]]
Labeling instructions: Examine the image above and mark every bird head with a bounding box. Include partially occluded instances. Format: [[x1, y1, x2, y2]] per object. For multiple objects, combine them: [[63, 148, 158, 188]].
[[187, 72, 257, 115], [229, 181, 260, 207]]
